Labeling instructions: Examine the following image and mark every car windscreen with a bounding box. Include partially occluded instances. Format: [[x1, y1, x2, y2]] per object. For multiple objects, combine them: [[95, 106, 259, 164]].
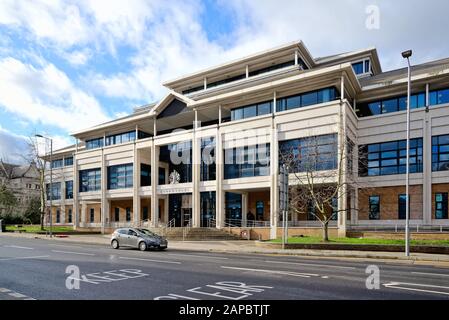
[[137, 229, 157, 237]]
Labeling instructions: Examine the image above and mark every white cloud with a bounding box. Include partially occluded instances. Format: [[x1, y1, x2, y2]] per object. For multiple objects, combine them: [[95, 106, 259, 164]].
[[1, 0, 449, 128], [0, 125, 29, 164], [63, 49, 91, 66], [0, 0, 89, 48], [0, 57, 110, 133]]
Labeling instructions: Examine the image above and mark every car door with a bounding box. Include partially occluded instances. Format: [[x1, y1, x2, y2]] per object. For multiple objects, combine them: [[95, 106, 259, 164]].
[[116, 229, 129, 246], [127, 229, 139, 247]]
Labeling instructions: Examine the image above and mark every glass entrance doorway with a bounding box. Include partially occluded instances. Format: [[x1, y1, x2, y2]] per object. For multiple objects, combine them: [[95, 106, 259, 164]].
[[168, 193, 192, 227]]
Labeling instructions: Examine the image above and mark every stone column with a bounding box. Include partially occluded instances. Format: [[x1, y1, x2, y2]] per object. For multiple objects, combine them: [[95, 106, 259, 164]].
[[133, 146, 141, 226], [423, 111, 432, 224], [151, 144, 159, 227], [100, 148, 107, 234], [81, 202, 87, 225], [61, 178, 66, 224], [192, 109, 201, 227], [337, 93, 348, 238], [270, 121, 279, 239], [242, 192, 248, 227], [73, 155, 79, 229], [215, 128, 224, 229]]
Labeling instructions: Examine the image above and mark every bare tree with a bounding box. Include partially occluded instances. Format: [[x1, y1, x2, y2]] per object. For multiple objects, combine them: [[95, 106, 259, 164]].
[[25, 137, 48, 230], [280, 132, 356, 242]]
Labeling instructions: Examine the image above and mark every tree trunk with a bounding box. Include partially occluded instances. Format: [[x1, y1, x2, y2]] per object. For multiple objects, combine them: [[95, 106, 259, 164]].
[[322, 222, 329, 242]]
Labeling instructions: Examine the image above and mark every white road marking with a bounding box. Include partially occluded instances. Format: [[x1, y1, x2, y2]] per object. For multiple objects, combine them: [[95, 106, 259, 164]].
[[411, 272, 449, 278], [383, 282, 449, 296], [167, 253, 228, 260], [0, 288, 36, 300], [8, 292, 27, 298], [3, 245, 34, 250], [0, 255, 49, 261], [51, 250, 95, 256], [221, 266, 320, 278], [118, 256, 181, 264], [264, 260, 356, 270]]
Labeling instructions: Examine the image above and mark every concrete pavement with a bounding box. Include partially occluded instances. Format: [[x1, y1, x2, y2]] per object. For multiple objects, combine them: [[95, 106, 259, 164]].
[[1, 232, 449, 266]]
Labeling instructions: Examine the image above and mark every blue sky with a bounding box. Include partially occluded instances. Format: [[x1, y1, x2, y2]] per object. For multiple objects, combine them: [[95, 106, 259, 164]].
[[1, 0, 449, 163]]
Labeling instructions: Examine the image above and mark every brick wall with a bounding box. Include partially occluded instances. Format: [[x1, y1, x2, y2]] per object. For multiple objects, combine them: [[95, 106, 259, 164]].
[[110, 200, 133, 222], [358, 185, 423, 220], [247, 191, 270, 221], [432, 183, 449, 220]]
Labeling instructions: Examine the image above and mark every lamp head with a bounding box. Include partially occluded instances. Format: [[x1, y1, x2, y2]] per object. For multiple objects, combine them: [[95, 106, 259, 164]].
[[402, 50, 412, 59]]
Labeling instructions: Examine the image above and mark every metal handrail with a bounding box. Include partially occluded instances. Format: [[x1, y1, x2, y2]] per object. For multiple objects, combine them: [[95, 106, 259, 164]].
[[167, 218, 175, 229], [348, 224, 449, 233], [207, 218, 216, 228], [182, 219, 192, 241]]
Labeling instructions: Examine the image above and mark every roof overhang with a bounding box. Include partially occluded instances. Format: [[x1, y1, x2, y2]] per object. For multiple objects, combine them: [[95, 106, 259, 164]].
[[315, 47, 382, 75], [357, 66, 449, 101], [188, 62, 361, 109], [162, 41, 315, 92]]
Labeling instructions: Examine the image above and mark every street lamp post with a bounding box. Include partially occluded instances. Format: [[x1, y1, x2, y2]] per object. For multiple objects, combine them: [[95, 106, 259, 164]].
[[402, 50, 412, 257], [36, 134, 53, 238]]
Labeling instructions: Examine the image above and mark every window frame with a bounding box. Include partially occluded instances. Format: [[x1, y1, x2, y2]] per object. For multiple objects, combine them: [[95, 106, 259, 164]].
[[369, 195, 380, 220]]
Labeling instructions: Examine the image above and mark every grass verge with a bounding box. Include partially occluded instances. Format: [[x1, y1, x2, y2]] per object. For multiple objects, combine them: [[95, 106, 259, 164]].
[[5, 225, 74, 233], [269, 236, 449, 246]]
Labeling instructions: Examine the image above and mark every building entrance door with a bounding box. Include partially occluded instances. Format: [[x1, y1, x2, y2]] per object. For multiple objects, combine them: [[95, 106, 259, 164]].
[[181, 194, 192, 226], [182, 208, 192, 226]]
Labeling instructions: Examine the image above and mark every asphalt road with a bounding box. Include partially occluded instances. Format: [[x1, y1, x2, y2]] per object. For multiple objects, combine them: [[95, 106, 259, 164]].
[[0, 235, 449, 300]]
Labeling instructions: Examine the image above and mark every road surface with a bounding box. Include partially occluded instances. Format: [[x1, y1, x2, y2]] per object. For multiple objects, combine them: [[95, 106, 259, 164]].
[[1, 235, 449, 300]]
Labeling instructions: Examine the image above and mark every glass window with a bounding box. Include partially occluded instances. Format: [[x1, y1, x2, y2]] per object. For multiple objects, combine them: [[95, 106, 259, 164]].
[[286, 95, 301, 110], [51, 159, 63, 169], [364, 60, 370, 73], [430, 88, 449, 106], [301, 92, 318, 107], [257, 102, 271, 115], [280, 134, 337, 172], [140, 164, 151, 187], [368, 102, 381, 115], [359, 138, 423, 177], [90, 208, 95, 223], [201, 137, 216, 181], [126, 207, 131, 222], [65, 181, 73, 199], [231, 108, 244, 121], [114, 207, 120, 221], [224, 144, 270, 179], [46, 182, 61, 200], [142, 207, 149, 220], [432, 134, 449, 172], [159, 167, 166, 185], [382, 99, 398, 113], [68, 209, 72, 223], [276, 87, 338, 112], [86, 138, 104, 150], [105, 131, 137, 146], [369, 196, 380, 220], [79, 168, 101, 192], [107, 163, 133, 190], [64, 157, 73, 166], [398, 194, 409, 220], [435, 193, 448, 219], [352, 62, 364, 75], [243, 105, 257, 118]]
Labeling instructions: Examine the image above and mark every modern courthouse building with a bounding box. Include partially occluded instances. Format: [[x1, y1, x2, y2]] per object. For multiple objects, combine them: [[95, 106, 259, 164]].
[[43, 41, 449, 239]]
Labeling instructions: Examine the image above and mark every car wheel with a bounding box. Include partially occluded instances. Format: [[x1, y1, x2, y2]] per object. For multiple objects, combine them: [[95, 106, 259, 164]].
[[139, 241, 147, 251], [111, 239, 119, 249]]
